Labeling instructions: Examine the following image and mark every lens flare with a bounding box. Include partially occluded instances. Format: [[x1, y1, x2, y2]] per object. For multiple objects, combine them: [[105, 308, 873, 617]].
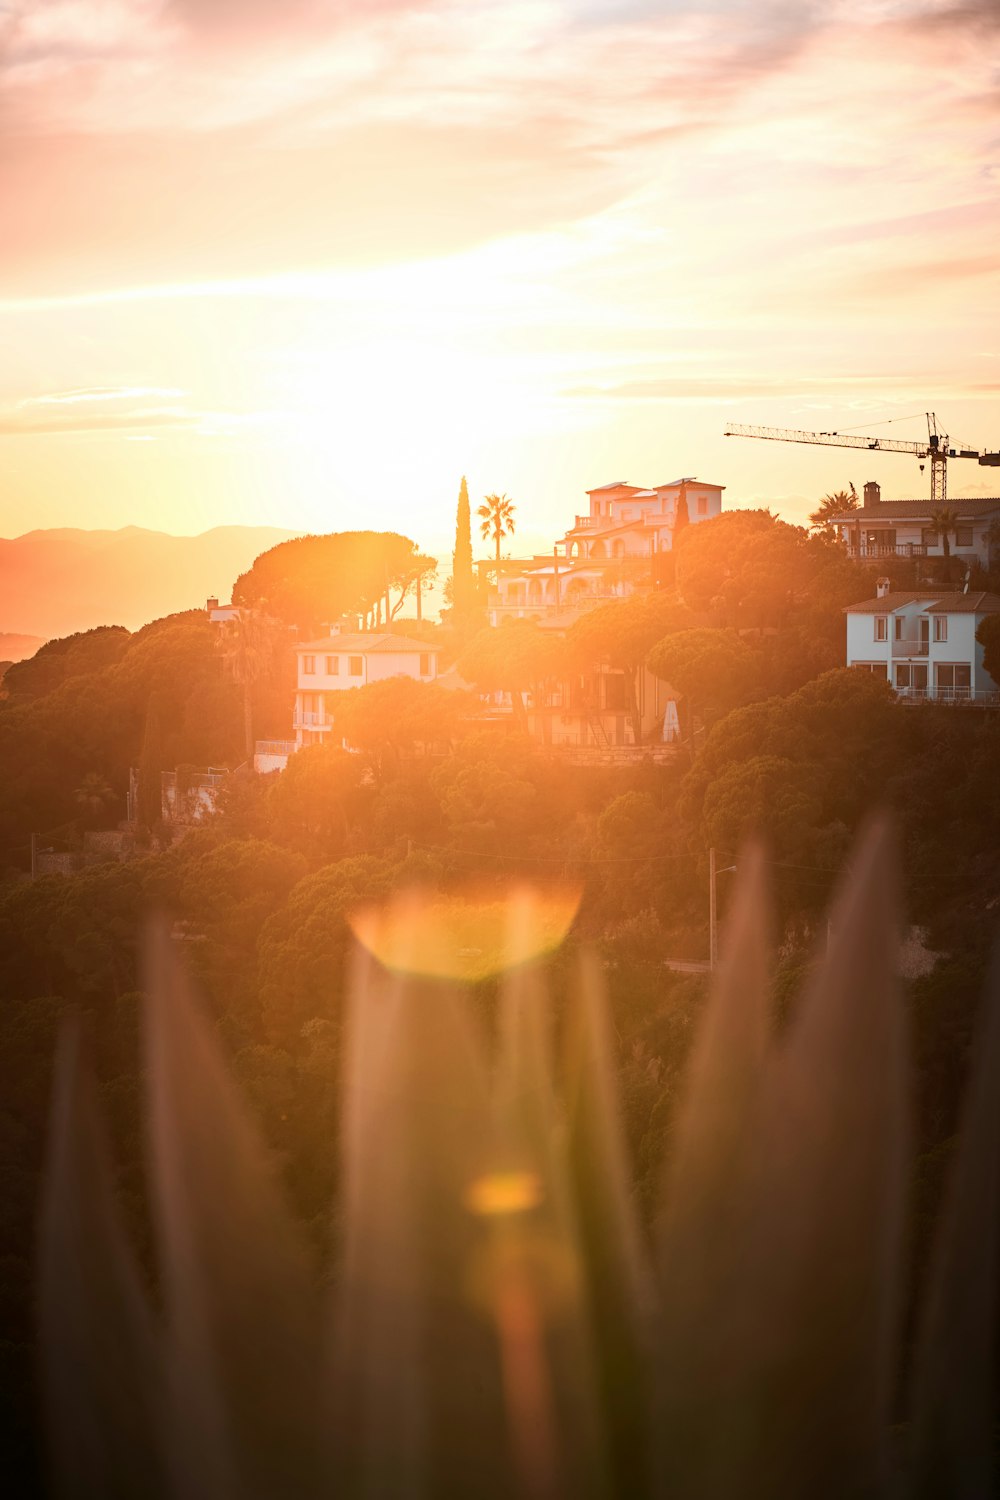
[[347, 882, 582, 982], [464, 1171, 544, 1217]]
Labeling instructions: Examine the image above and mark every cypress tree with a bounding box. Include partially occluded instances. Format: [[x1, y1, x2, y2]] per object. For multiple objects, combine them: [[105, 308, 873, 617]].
[[452, 476, 475, 617], [137, 693, 165, 831]]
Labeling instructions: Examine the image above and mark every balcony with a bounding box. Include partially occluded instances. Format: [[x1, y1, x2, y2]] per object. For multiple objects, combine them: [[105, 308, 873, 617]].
[[846, 543, 927, 559], [294, 711, 330, 728], [573, 515, 593, 529], [897, 688, 999, 707], [891, 638, 929, 657]]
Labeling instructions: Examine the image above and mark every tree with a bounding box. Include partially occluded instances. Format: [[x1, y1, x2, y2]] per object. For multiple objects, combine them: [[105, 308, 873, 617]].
[[452, 477, 477, 621], [646, 628, 762, 738], [74, 771, 116, 826], [458, 619, 561, 732], [478, 493, 516, 567], [232, 532, 437, 633], [976, 614, 1000, 687], [928, 507, 959, 563], [333, 676, 476, 773], [218, 609, 285, 761], [673, 485, 690, 539], [137, 693, 165, 831], [809, 484, 858, 537], [564, 593, 693, 746]]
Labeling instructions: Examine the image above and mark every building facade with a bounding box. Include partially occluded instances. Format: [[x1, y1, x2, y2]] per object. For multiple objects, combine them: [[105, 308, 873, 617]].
[[293, 631, 439, 749], [833, 483, 1000, 566], [845, 587, 1000, 702], [488, 477, 724, 626]]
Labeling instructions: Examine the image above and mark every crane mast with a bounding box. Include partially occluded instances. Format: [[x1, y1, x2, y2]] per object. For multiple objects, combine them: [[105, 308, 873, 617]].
[[724, 412, 997, 506]]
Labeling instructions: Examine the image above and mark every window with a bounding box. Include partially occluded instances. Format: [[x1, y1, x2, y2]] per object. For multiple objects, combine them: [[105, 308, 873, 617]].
[[933, 617, 947, 643], [697, 497, 707, 516], [937, 664, 971, 695], [325, 655, 339, 675], [923, 529, 939, 548], [853, 662, 888, 676], [895, 663, 928, 691], [302, 654, 315, 674], [894, 617, 905, 640], [955, 526, 974, 548], [348, 655, 363, 676], [874, 616, 888, 641], [419, 653, 430, 676]]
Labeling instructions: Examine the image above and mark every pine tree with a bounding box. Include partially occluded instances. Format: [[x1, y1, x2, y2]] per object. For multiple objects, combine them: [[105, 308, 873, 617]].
[[452, 476, 476, 618]]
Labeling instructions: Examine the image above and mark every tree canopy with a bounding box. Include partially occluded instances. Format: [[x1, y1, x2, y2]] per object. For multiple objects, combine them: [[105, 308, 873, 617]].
[[232, 531, 437, 632]]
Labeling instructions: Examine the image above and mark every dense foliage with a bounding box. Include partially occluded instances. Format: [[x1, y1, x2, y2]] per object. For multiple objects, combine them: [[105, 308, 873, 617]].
[[3, 509, 1000, 1490]]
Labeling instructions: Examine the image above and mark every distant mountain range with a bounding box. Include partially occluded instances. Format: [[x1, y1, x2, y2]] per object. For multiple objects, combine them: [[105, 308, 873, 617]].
[[0, 633, 45, 664], [0, 525, 296, 643]]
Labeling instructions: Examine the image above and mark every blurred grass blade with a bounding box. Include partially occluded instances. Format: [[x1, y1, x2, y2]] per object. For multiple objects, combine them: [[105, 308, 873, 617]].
[[654, 843, 772, 1494], [720, 819, 908, 1499], [491, 897, 612, 1496], [908, 942, 1000, 1497], [565, 950, 656, 1496], [39, 1016, 165, 1500], [143, 918, 321, 1500], [332, 933, 516, 1496]]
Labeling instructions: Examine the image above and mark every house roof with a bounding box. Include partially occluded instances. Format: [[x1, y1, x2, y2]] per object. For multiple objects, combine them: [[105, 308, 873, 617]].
[[586, 481, 639, 493], [296, 633, 437, 653], [653, 478, 725, 491], [844, 592, 1000, 615], [831, 497, 1000, 521]]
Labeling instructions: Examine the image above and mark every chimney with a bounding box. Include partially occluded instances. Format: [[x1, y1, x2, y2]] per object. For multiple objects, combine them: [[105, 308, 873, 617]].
[[206, 596, 219, 612], [863, 481, 880, 508], [876, 577, 890, 599]]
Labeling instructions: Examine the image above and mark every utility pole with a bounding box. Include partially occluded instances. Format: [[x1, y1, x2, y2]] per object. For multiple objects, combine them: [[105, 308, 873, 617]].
[[709, 848, 737, 970], [709, 846, 717, 970]]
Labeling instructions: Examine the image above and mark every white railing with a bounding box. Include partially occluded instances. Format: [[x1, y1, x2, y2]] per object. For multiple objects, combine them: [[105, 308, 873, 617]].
[[897, 688, 1000, 707], [294, 711, 329, 728], [255, 740, 296, 756], [847, 543, 927, 558], [891, 639, 929, 657]]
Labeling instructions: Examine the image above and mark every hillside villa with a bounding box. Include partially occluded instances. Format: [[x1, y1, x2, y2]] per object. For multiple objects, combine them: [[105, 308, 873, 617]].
[[487, 478, 724, 625], [846, 584, 1000, 703], [831, 482, 1000, 566]]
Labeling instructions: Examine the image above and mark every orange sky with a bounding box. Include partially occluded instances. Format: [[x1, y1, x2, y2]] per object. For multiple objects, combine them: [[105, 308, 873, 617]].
[[0, 0, 997, 558]]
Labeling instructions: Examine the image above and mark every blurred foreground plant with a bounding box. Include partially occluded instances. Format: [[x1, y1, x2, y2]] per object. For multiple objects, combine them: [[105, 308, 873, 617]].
[[39, 825, 1000, 1497]]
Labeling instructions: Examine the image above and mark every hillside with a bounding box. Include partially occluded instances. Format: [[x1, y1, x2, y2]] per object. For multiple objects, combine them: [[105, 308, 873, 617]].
[[0, 525, 296, 639]]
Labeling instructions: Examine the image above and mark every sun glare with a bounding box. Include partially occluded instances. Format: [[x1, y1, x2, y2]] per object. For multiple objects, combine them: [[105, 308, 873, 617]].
[[347, 882, 583, 983]]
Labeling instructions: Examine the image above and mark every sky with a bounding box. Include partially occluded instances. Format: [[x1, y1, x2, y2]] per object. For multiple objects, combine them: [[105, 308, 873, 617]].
[[0, 0, 997, 559]]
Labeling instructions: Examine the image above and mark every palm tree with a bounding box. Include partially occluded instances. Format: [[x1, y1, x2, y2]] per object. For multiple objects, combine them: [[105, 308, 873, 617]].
[[74, 771, 115, 825], [218, 609, 283, 761], [478, 492, 516, 570], [809, 483, 858, 538], [928, 506, 958, 563]]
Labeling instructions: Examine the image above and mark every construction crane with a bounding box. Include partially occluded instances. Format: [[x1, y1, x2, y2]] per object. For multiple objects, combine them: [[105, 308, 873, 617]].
[[724, 412, 1000, 506]]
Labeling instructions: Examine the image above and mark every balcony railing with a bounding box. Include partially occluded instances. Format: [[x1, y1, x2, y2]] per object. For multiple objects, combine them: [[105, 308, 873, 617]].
[[897, 688, 1000, 707], [294, 711, 330, 728], [891, 638, 929, 657], [255, 740, 296, 756], [846, 543, 927, 558], [573, 515, 593, 528]]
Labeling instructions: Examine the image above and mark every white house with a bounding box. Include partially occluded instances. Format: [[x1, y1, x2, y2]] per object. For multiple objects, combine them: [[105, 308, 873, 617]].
[[487, 477, 724, 626], [845, 586, 1000, 702], [832, 482, 1000, 566], [293, 630, 439, 749]]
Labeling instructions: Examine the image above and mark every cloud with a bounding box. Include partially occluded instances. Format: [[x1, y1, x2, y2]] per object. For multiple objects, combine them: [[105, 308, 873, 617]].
[[0, 384, 195, 434]]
